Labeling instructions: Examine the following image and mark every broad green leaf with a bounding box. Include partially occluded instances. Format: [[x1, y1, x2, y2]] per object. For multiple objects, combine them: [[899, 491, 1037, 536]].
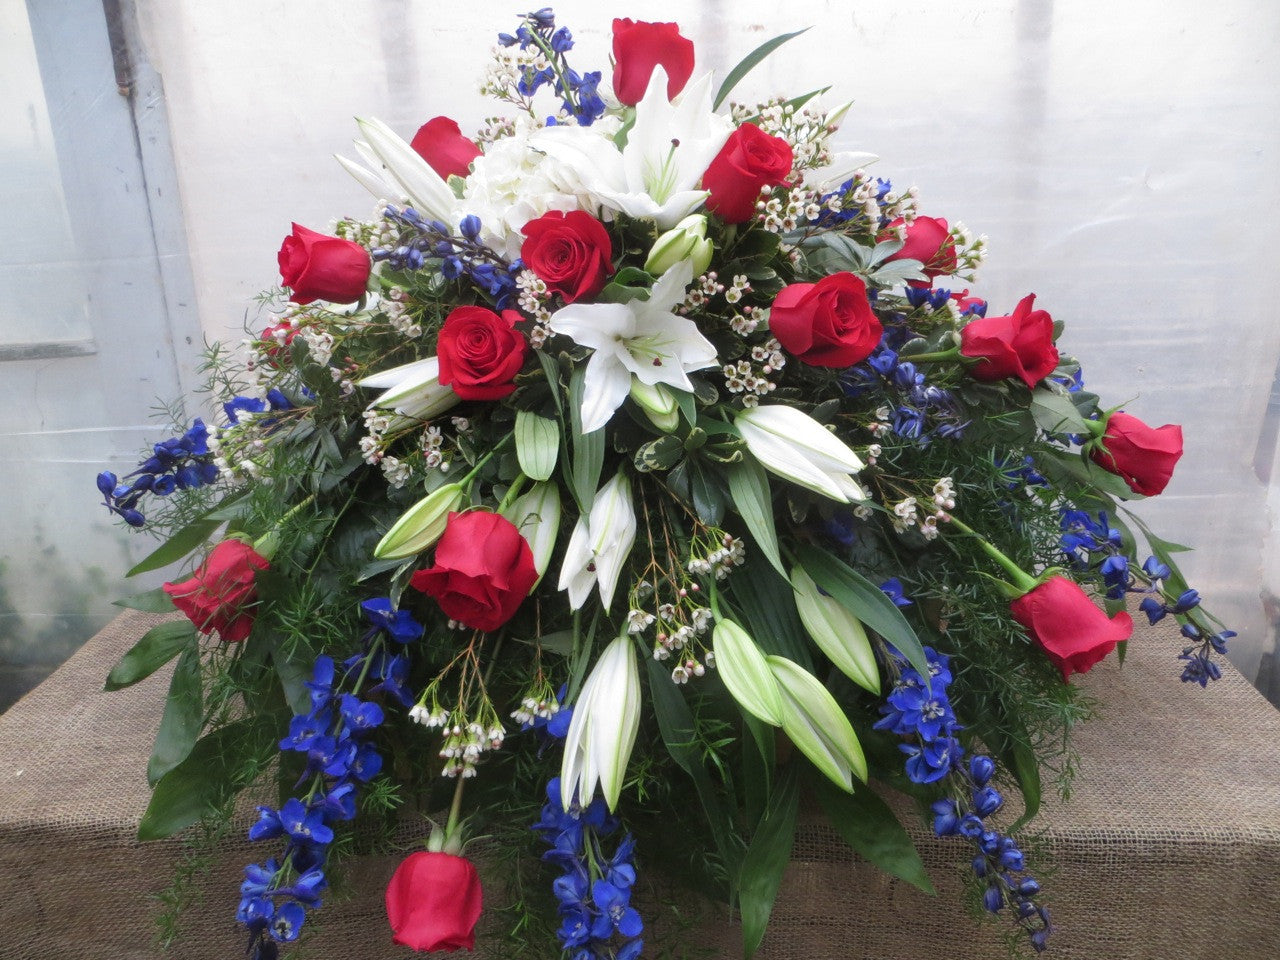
[[567, 364, 605, 510], [726, 457, 785, 577], [634, 435, 685, 472], [104, 620, 196, 691], [598, 266, 656, 304], [138, 716, 274, 840], [147, 644, 203, 785], [113, 587, 176, 613], [688, 459, 726, 524], [714, 28, 810, 109], [813, 776, 935, 894], [737, 764, 799, 958], [535, 349, 565, 418], [515, 410, 559, 481], [126, 514, 225, 577], [1030, 388, 1090, 436], [646, 657, 738, 878], [274, 645, 313, 716], [998, 731, 1042, 831], [794, 543, 929, 680]]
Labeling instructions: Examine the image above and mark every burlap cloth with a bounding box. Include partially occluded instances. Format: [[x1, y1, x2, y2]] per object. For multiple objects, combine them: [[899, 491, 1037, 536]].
[[1, 610, 1277, 959]]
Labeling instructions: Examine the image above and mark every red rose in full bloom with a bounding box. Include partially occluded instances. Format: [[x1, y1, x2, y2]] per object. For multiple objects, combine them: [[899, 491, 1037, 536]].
[[520, 211, 614, 303], [611, 18, 695, 106], [1090, 411, 1184, 496], [410, 117, 481, 181], [277, 223, 371, 305], [1010, 575, 1133, 681], [959, 293, 1059, 389], [385, 851, 483, 952], [881, 216, 958, 280], [702, 123, 793, 224], [769, 272, 883, 367], [436, 306, 528, 401], [162, 539, 270, 644], [410, 512, 538, 632]]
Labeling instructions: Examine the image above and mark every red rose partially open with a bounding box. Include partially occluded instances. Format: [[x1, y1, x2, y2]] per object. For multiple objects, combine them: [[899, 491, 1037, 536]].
[[702, 123, 793, 224], [163, 539, 270, 644], [881, 216, 957, 280], [959, 293, 1059, 389], [769, 272, 883, 368], [611, 18, 695, 106], [410, 512, 538, 632], [1090, 411, 1183, 496], [436, 306, 528, 401], [1010, 576, 1133, 681], [385, 851, 483, 952], [277, 223, 371, 305]]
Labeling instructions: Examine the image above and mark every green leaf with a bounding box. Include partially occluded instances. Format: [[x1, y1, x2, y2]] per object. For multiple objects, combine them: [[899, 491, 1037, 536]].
[[515, 410, 559, 481], [598, 266, 656, 304], [793, 544, 929, 679], [113, 587, 176, 613], [646, 657, 739, 878], [104, 620, 196, 691], [1030, 388, 1090, 436], [813, 777, 935, 894], [567, 364, 605, 510], [535, 349, 565, 419], [274, 645, 313, 716], [714, 28, 810, 110], [726, 457, 785, 577], [126, 514, 226, 577], [729, 555, 812, 668], [737, 764, 799, 958], [1002, 735, 1042, 831], [138, 716, 273, 840], [688, 459, 725, 524], [634, 435, 685, 472], [146, 643, 203, 785]]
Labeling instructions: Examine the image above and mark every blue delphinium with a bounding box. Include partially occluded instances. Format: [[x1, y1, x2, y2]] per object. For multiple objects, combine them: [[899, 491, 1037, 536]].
[[96, 419, 219, 527], [874, 646, 963, 784], [238, 599, 422, 959], [497, 10, 606, 126], [847, 344, 971, 443]]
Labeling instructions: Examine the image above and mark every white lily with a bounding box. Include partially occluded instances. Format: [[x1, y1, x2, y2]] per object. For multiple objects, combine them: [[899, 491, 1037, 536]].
[[501, 481, 561, 582], [767, 654, 867, 791], [548, 259, 717, 433], [790, 564, 880, 693], [358, 356, 460, 422], [558, 471, 636, 611], [735, 404, 866, 503], [533, 70, 735, 229], [374, 482, 465, 560], [339, 118, 458, 226], [560, 633, 641, 811]]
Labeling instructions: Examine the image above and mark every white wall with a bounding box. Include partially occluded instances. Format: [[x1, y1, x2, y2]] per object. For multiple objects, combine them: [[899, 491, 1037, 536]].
[[134, 0, 1280, 680]]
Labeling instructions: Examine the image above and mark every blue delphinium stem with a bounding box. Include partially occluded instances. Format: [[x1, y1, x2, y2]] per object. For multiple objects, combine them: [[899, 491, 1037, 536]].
[[95, 419, 219, 527]]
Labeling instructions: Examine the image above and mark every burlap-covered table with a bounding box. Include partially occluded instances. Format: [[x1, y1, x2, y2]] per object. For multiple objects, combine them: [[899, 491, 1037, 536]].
[[1, 609, 1277, 959]]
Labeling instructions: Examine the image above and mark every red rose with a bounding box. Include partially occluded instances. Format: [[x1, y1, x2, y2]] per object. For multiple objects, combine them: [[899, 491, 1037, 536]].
[[702, 123, 793, 224], [385, 851, 483, 952], [1090, 411, 1184, 496], [162, 539, 269, 644], [881, 216, 957, 280], [437, 306, 528, 401], [277, 223, 371, 305], [410, 116, 481, 181], [959, 293, 1059, 389], [410, 512, 538, 631], [611, 18, 695, 106], [520, 211, 614, 303], [769, 272, 883, 367], [1010, 575, 1133, 681]]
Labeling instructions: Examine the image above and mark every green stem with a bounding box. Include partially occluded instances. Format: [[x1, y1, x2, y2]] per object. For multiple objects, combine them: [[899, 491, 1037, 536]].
[[524, 25, 579, 113], [904, 347, 964, 364], [459, 432, 514, 486], [707, 578, 724, 620], [444, 772, 467, 844], [947, 516, 1039, 593], [496, 474, 529, 514]]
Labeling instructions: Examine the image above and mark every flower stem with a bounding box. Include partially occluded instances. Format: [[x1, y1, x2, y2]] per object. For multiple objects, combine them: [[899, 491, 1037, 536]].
[[903, 347, 964, 364], [947, 516, 1039, 593]]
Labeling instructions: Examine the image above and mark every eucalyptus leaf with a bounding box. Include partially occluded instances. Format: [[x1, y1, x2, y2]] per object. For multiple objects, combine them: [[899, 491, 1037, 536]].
[[104, 620, 196, 691], [737, 764, 799, 958], [146, 644, 203, 785], [515, 410, 559, 481]]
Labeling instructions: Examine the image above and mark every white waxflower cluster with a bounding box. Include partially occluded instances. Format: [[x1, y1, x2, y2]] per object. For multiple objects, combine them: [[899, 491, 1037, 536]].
[[480, 43, 551, 105], [421, 424, 446, 470], [868, 404, 894, 439], [412, 703, 506, 779], [516, 269, 553, 345], [732, 97, 836, 175], [380, 455, 411, 488], [722, 359, 777, 405], [687, 533, 746, 580], [950, 222, 989, 278], [730, 305, 763, 335], [360, 409, 391, 465], [723, 274, 752, 305], [382, 287, 423, 339], [509, 678, 563, 726], [628, 577, 715, 667], [757, 187, 815, 234], [681, 271, 726, 311]]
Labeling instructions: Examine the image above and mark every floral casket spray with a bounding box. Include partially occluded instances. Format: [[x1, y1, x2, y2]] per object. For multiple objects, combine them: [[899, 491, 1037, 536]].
[[96, 9, 1232, 958]]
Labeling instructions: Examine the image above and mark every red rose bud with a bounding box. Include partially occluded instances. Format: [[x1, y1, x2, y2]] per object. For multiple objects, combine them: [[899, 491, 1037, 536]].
[[410, 511, 538, 632], [436, 306, 528, 401], [385, 851, 483, 952], [520, 210, 614, 303], [959, 293, 1059, 389], [611, 18, 695, 106], [1090, 411, 1184, 496], [770, 272, 883, 368], [881, 216, 958, 280], [702, 123, 793, 224], [410, 116, 481, 181], [162, 539, 270, 644], [277, 223, 371, 305], [1009, 575, 1133, 682]]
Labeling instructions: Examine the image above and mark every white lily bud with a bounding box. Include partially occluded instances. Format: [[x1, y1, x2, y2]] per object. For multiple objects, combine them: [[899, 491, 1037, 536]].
[[558, 472, 636, 611], [560, 633, 641, 811], [790, 565, 880, 694], [711, 620, 784, 726], [359, 356, 461, 423], [735, 404, 866, 503], [644, 214, 713, 277], [628, 380, 680, 433], [374, 483, 465, 559], [354, 117, 458, 225], [501, 481, 561, 581], [767, 654, 867, 791]]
